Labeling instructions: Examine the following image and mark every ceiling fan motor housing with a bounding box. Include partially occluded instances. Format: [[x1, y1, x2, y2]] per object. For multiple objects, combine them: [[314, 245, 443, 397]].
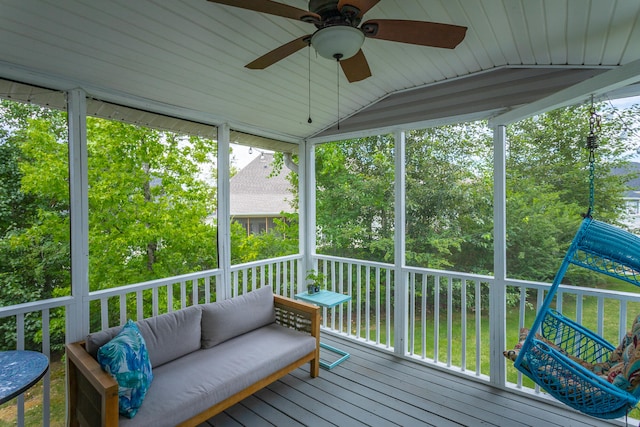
[[311, 26, 365, 60], [308, 0, 365, 60]]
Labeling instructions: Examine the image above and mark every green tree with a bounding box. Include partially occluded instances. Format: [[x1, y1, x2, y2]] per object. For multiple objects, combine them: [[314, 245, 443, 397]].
[[405, 122, 494, 272], [506, 103, 636, 283], [86, 118, 218, 290], [0, 102, 221, 342], [0, 102, 69, 350], [315, 136, 395, 262]]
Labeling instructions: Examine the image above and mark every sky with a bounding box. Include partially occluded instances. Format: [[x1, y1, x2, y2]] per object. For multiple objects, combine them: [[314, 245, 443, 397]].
[[230, 144, 272, 169]]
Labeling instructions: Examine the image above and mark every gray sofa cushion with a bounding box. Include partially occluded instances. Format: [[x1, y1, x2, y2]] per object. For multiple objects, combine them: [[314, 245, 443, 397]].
[[119, 323, 317, 427], [201, 286, 276, 349], [85, 305, 202, 368]]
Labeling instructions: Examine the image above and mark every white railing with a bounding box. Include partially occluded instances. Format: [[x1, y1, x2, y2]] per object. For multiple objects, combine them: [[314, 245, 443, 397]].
[[313, 255, 494, 376], [0, 296, 74, 427], [404, 266, 492, 378], [87, 269, 223, 332], [229, 254, 302, 299], [314, 255, 394, 347], [2, 253, 640, 424], [313, 253, 640, 410], [88, 255, 302, 332]]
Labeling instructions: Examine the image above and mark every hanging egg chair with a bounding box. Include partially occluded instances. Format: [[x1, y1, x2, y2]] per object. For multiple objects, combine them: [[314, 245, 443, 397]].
[[514, 217, 640, 419], [512, 102, 640, 419]]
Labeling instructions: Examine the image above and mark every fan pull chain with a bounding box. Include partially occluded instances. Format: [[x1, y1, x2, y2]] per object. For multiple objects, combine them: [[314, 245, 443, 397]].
[[336, 58, 340, 130], [307, 44, 312, 124]]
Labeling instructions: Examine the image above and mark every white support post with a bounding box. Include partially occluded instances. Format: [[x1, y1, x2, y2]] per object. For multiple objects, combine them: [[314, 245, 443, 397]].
[[490, 124, 507, 387], [393, 130, 407, 356], [217, 124, 231, 300], [303, 141, 317, 285], [67, 88, 89, 343]]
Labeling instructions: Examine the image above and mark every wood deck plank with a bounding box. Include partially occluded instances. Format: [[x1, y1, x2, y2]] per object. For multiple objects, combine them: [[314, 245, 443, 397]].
[[205, 332, 627, 427]]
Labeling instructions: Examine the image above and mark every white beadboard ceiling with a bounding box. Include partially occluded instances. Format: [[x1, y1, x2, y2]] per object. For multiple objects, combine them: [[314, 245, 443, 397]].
[[1, 0, 640, 148]]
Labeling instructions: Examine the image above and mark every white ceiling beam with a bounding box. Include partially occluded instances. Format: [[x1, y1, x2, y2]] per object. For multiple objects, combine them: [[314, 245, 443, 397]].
[[488, 58, 640, 127]]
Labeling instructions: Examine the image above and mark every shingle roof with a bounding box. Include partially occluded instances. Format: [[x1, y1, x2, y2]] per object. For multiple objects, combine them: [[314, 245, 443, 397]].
[[230, 153, 295, 216]]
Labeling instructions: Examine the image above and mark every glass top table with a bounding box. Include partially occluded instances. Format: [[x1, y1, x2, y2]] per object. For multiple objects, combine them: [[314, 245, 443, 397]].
[[0, 350, 49, 404], [295, 290, 352, 370]]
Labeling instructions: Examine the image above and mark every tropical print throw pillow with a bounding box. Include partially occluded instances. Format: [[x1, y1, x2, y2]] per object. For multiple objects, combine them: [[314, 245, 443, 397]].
[[97, 320, 153, 418]]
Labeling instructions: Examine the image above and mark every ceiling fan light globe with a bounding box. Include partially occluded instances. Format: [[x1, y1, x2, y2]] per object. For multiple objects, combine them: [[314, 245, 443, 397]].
[[311, 26, 364, 60]]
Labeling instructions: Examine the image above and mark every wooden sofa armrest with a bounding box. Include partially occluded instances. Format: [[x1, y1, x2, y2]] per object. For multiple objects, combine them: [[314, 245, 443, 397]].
[[273, 295, 321, 377], [66, 341, 119, 427]]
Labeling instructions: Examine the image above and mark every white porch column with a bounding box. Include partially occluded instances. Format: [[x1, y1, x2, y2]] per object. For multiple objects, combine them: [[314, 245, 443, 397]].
[[490, 124, 507, 386], [393, 130, 407, 356], [217, 124, 231, 300], [298, 141, 317, 286], [300, 140, 316, 290], [67, 88, 89, 343]]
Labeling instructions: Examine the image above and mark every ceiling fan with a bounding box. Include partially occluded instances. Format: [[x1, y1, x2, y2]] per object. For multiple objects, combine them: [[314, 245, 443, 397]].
[[207, 0, 467, 82]]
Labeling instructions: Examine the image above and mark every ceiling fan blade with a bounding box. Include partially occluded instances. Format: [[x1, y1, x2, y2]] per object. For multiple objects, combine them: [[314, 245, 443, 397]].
[[361, 19, 467, 49], [340, 50, 372, 82], [245, 36, 310, 69], [207, 0, 320, 22], [337, 0, 380, 18]]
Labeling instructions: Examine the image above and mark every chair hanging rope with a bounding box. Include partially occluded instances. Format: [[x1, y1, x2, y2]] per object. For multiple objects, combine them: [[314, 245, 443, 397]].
[[509, 101, 640, 419]]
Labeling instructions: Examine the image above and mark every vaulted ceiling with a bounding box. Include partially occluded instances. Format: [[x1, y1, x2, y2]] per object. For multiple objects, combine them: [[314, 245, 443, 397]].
[[1, 0, 640, 147]]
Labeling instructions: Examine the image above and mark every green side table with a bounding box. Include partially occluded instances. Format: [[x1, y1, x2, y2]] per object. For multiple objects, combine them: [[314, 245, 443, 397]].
[[295, 290, 351, 370]]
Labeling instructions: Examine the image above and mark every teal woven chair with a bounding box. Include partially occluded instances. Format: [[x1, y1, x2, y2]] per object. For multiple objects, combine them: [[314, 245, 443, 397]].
[[515, 218, 640, 419]]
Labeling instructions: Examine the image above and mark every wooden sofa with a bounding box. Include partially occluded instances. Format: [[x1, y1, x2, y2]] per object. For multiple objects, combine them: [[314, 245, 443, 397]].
[[66, 287, 320, 426]]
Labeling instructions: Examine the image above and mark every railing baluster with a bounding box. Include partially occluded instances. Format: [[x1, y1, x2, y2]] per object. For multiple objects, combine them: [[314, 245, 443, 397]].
[[375, 267, 381, 345], [421, 274, 427, 358], [242, 267, 248, 295], [447, 277, 453, 367], [347, 262, 353, 337], [192, 279, 198, 306], [386, 268, 392, 349], [101, 298, 109, 329], [136, 290, 143, 320], [434, 274, 440, 364], [597, 296, 605, 337], [180, 281, 186, 309], [42, 308, 50, 426], [409, 272, 416, 355], [356, 265, 362, 339], [620, 300, 628, 343], [152, 286, 159, 317], [475, 279, 481, 376], [461, 279, 467, 372], [204, 276, 211, 303]]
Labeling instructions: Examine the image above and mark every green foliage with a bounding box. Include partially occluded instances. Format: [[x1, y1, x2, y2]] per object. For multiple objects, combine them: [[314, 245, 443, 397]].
[[0, 100, 224, 347], [315, 136, 395, 262], [505, 103, 635, 283], [86, 118, 219, 289], [405, 122, 494, 272], [231, 213, 299, 264]]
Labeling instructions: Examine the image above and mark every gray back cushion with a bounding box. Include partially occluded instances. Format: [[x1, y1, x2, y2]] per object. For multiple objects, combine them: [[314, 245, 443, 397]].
[[201, 286, 276, 348], [85, 305, 202, 368]]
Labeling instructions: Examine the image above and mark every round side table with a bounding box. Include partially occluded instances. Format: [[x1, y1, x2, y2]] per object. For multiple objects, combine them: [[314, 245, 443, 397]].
[[0, 350, 49, 404]]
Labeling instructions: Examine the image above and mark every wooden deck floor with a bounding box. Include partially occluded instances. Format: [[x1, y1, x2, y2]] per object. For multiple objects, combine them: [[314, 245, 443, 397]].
[[202, 333, 627, 427]]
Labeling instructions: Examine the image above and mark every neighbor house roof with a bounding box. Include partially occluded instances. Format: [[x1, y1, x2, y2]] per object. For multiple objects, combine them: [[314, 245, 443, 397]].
[[230, 153, 295, 216]]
